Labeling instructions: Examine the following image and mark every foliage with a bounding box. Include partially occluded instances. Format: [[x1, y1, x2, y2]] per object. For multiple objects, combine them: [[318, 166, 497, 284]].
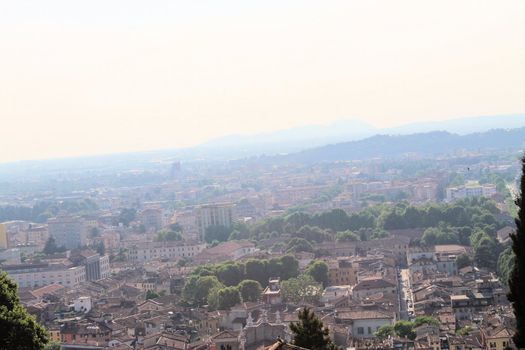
[[286, 238, 314, 253], [281, 274, 322, 304], [498, 247, 515, 285], [182, 275, 224, 306], [43, 237, 66, 255], [155, 228, 183, 242], [456, 326, 472, 336], [509, 156, 525, 348], [204, 225, 233, 243], [238, 280, 262, 302], [207, 286, 241, 310], [393, 320, 416, 340], [306, 260, 329, 287], [115, 208, 136, 227], [413, 316, 439, 327], [375, 325, 395, 338], [146, 290, 160, 300], [290, 307, 339, 350], [456, 254, 471, 269], [0, 271, 49, 349], [336, 230, 359, 242]]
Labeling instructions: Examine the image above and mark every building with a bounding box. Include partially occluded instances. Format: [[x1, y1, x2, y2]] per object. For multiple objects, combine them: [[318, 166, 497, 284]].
[[352, 277, 397, 300], [71, 250, 110, 281], [47, 215, 86, 250], [128, 241, 206, 262], [262, 278, 282, 305], [139, 208, 164, 231], [327, 259, 357, 286], [446, 182, 497, 202], [196, 203, 234, 241], [3, 263, 86, 288]]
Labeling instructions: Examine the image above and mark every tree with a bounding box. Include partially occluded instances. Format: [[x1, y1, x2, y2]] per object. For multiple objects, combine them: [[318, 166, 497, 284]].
[[286, 238, 314, 253], [146, 290, 160, 300], [204, 225, 232, 243], [375, 325, 395, 338], [182, 275, 224, 306], [335, 230, 359, 242], [413, 316, 439, 327], [238, 280, 262, 302], [216, 263, 244, 287], [290, 307, 338, 350], [306, 260, 329, 287], [456, 254, 471, 269], [394, 320, 416, 340], [498, 247, 514, 285], [155, 229, 183, 242], [509, 156, 525, 348], [245, 259, 267, 285], [0, 272, 49, 349], [43, 237, 65, 255], [207, 286, 241, 310], [281, 274, 322, 304]]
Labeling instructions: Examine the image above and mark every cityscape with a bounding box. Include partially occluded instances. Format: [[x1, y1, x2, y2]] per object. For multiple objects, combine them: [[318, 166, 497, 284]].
[[1, 2, 525, 350]]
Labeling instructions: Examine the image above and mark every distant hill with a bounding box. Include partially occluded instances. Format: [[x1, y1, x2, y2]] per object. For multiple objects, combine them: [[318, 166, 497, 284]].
[[279, 127, 525, 163], [188, 114, 525, 160]]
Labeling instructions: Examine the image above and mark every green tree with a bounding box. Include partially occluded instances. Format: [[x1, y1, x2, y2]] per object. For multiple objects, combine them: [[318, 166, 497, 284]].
[[286, 238, 314, 253], [394, 320, 416, 340], [290, 307, 338, 350], [281, 274, 322, 304], [146, 290, 160, 299], [155, 229, 183, 242], [413, 316, 439, 327], [245, 259, 267, 285], [207, 286, 241, 310], [456, 254, 471, 269], [216, 263, 244, 286], [204, 225, 232, 243], [182, 275, 224, 306], [375, 324, 395, 338], [0, 272, 49, 350], [306, 260, 329, 287], [335, 230, 359, 242], [238, 280, 262, 302], [509, 156, 525, 348], [498, 247, 514, 285]]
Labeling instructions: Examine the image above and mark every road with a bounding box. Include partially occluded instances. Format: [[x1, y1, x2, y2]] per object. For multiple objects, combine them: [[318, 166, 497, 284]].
[[398, 268, 413, 320]]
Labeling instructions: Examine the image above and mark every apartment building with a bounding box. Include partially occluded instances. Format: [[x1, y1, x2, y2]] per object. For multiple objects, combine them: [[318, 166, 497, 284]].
[[128, 241, 206, 262], [196, 203, 234, 241], [3, 263, 86, 288]]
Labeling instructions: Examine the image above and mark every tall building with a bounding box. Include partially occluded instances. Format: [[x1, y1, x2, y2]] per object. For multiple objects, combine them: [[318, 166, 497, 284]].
[[195, 203, 234, 241], [70, 250, 110, 281], [47, 215, 86, 250], [0, 223, 7, 249]]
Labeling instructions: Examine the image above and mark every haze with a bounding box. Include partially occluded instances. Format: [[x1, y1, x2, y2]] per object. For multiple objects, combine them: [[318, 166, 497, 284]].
[[1, 0, 525, 162]]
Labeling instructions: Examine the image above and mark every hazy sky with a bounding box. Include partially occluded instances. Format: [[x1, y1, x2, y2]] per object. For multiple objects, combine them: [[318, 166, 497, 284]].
[[1, 1, 524, 162]]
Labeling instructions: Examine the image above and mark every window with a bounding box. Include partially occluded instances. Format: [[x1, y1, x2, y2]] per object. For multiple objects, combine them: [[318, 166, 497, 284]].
[[368, 327, 372, 334], [357, 327, 364, 335]]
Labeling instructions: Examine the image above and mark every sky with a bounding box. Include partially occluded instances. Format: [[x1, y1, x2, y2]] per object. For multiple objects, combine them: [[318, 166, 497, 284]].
[[1, 1, 525, 162]]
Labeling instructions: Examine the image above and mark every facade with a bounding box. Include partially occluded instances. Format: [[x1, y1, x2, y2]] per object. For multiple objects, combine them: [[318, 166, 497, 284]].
[[3, 263, 86, 288], [446, 182, 497, 202], [74, 251, 110, 281], [47, 215, 86, 250], [128, 241, 206, 262], [328, 259, 357, 286], [196, 203, 234, 241], [352, 277, 397, 300]]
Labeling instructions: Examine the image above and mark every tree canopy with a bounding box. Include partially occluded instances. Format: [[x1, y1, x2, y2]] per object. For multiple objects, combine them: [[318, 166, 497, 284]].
[[290, 307, 339, 350], [0, 272, 49, 350]]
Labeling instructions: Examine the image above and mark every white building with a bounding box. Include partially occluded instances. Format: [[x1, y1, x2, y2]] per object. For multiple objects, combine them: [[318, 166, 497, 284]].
[[195, 203, 234, 241], [74, 296, 92, 313], [128, 241, 206, 262], [4, 263, 86, 288], [446, 182, 497, 202]]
